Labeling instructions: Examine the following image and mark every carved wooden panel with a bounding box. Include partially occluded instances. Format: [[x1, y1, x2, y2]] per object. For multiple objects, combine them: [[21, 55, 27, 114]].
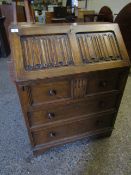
[[76, 32, 122, 64], [21, 34, 74, 71], [71, 79, 87, 98], [21, 85, 33, 105]]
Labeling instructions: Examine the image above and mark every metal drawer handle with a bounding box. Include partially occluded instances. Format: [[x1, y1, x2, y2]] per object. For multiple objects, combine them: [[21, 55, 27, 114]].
[[49, 132, 56, 138], [48, 112, 55, 119], [99, 80, 108, 87], [49, 89, 57, 96]]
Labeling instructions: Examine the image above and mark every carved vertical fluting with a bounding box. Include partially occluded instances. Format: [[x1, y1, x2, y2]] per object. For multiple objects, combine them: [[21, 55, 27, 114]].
[[21, 34, 74, 71], [71, 78, 87, 98], [76, 32, 122, 63]]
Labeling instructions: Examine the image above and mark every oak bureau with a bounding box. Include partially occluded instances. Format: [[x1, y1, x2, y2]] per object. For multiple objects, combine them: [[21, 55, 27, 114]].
[[9, 23, 130, 155]]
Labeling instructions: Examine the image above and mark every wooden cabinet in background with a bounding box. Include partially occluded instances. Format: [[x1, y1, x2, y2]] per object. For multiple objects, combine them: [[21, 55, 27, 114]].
[[45, 12, 54, 23], [0, 4, 26, 40], [115, 3, 131, 61], [9, 23, 130, 155], [0, 16, 10, 57]]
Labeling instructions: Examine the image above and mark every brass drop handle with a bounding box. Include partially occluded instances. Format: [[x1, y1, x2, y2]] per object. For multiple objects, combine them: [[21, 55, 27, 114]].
[[49, 132, 56, 138], [49, 89, 57, 96], [100, 80, 108, 87], [48, 112, 55, 119]]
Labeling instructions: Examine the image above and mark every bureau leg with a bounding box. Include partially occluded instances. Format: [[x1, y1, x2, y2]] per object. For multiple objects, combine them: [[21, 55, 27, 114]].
[[88, 130, 113, 142]]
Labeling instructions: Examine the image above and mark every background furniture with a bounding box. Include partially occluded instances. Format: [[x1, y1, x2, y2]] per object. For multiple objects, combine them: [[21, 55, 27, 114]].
[[0, 4, 26, 40], [0, 0, 34, 57], [115, 3, 131, 61], [84, 14, 104, 22], [0, 16, 10, 58], [9, 23, 130, 155], [84, 14, 96, 22], [46, 12, 54, 24], [78, 9, 95, 22], [97, 6, 113, 22], [51, 18, 67, 23]]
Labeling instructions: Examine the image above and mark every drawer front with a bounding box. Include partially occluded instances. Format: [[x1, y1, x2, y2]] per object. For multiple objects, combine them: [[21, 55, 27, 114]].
[[32, 113, 115, 146], [28, 80, 71, 105], [19, 68, 127, 108], [28, 92, 118, 127], [86, 69, 123, 94]]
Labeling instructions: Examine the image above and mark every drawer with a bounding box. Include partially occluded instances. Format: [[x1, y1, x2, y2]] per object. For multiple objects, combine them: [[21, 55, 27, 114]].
[[28, 80, 71, 105], [32, 113, 115, 146], [28, 93, 118, 127], [86, 69, 123, 94]]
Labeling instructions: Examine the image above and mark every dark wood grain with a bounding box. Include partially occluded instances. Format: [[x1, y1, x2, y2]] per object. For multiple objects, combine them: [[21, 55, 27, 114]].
[[28, 92, 118, 128], [31, 112, 115, 146], [9, 23, 130, 155]]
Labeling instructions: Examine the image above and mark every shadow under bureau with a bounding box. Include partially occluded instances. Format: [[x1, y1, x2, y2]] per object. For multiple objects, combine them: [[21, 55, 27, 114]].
[[9, 23, 130, 155]]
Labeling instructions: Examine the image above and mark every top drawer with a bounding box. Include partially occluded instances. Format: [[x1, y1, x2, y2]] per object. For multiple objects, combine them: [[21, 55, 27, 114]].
[[86, 69, 125, 94], [26, 80, 71, 106], [19, 68, 127, 106], [71, 68, 127, 99]]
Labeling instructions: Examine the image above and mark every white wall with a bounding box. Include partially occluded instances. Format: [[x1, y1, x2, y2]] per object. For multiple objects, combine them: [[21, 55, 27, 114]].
[[87, 0, 131, 15]]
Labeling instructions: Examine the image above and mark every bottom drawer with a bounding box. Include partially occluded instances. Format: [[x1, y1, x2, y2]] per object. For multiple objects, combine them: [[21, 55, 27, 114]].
[[32, 113, 115, 146]]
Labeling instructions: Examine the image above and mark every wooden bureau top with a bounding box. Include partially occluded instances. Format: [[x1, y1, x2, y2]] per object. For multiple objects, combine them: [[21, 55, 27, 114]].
[[9, 22, 130, 82]]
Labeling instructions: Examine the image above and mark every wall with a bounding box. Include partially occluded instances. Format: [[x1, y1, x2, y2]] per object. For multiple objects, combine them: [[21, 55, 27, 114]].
[[87, 0, 131, 15]]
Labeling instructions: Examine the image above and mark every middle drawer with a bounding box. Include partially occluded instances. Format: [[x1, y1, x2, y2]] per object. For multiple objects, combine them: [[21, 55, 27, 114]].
[[28, 92, 119, 127]]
